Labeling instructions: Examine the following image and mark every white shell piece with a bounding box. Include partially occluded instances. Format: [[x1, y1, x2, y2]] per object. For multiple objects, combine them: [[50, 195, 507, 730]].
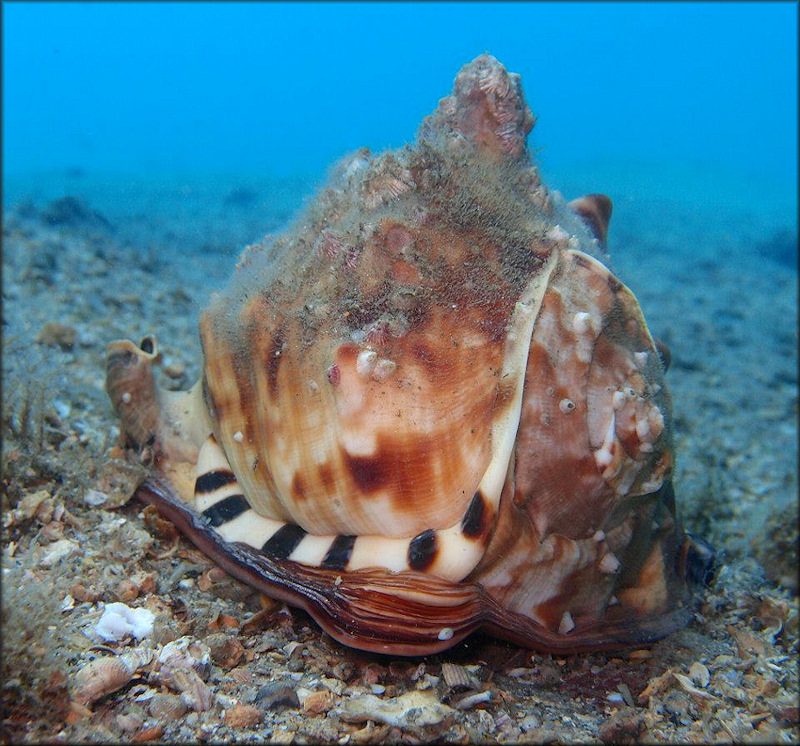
[[96, 602, 155, 642]]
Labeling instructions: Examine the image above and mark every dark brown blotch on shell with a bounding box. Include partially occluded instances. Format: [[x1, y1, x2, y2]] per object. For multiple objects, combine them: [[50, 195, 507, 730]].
[[201, 494, 250, 527], [344, 451, 390, 493], [572, 253, 592, 270], [195, 470, 236, 495], [291, 473, 307, 501], [461, 491, 486, 539], [321, 534, 357, 570], [261, 524, 307, 560], [607, 274, 622, 294], [408, 528, 438, 571], [318, 462, 337, 491]]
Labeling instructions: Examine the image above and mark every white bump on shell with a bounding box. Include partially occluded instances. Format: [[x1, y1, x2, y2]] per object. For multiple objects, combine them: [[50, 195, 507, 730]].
[[356, 349, 378, 377], [599, 552, 621, 574], [593, 412, 617, 469], [372, 358, 397, 381], [559, 398, 575, 414], [572, 311, 592, 335]]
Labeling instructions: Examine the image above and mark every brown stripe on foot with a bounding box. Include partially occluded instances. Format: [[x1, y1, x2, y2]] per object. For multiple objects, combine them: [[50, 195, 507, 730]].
[[321, 535, 357, 570], [461, 491, 486, 538], [408, 529, 438, 571], [202, 494, 250, 527], [262, 524, 307, 560], [195, 470, 237, 494]]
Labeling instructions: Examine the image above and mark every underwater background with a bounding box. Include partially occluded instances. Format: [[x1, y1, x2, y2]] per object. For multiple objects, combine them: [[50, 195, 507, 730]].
[[2, 2, 798, 743], [3, 2, 798, 203]]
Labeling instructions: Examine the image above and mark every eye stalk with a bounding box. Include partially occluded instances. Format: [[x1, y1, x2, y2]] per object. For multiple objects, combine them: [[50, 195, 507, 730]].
[[680, 531, 717, 589]]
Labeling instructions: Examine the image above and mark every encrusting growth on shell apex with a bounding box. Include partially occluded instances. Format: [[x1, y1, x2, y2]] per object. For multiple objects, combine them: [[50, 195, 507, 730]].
[[106, 53, 713, 655]]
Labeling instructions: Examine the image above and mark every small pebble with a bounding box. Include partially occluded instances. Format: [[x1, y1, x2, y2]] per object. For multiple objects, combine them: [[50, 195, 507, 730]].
[[39, 538, 78, 567], [149, 692, 188, 720], [116, 713, 143, 732], [225, 703, 262, 729], [303, 689, 333, 714], [84, 489, 109, 507], [60, 594, 75, 612], [69, 582, 99, 603], [598, 708, 647, 744], [131, 725, 165, 743], [115, 579, 140, 603], [520, 714, 541, 732], [454, 690, 492, 710], [36, 322, 77, 350], [207, 634, 245, 669], [689, 661, 711, 688], [255, 681, 299, 710]]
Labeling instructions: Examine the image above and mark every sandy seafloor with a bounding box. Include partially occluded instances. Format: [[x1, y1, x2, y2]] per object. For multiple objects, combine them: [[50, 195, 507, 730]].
[[1, 160, 797, 744]]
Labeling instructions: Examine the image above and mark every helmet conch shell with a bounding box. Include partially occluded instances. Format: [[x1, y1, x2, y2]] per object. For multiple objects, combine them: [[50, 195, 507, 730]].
[[106, 54, 713, 655]]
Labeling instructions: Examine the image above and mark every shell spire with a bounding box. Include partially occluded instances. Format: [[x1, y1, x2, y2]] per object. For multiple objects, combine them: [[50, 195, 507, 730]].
[[420, 53, 536, 158]]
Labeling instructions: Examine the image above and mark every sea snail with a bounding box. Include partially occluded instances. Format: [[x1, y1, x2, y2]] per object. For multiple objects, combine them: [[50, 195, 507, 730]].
[[106, 54, 713, 655]]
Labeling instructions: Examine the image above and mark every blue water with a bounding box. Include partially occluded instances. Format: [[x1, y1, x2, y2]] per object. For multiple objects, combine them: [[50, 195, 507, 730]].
[[3, 1, 797, 196]]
